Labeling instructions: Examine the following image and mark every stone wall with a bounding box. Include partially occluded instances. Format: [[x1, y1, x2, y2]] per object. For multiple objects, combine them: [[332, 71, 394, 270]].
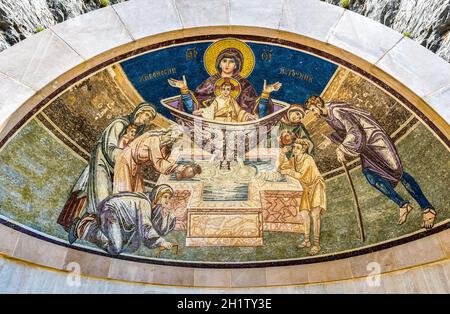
[[0, 0, 127, 50], [1, 253, 449, 293], [322, 0, 450, 62], [1, 0, 449, 62]]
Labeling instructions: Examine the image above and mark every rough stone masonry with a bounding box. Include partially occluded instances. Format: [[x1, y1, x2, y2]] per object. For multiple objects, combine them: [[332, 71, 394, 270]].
[[323, 0, 450, 62], [0, 0, 449, 63]]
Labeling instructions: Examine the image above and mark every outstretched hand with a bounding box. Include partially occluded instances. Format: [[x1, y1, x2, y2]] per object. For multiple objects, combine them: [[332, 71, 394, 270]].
[[280, 145, 292, 154], [336, 148, 347, 163], [175, 163, 202, 180], [193, 109, 204, 116], [168, 75, 187, 89], [280, 169, 296, 178], [247, 114, 258, 121], [160, 240, 173, 250], [263, 80, 282, 94], [318, 134, 333, 150]]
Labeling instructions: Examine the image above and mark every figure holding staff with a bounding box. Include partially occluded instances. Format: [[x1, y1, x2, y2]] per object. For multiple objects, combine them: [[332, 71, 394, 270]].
[[306, 96, 437, 230]]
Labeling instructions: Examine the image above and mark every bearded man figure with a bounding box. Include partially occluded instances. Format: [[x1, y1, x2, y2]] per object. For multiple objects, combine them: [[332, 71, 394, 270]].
[[306, 95, 437, 229]]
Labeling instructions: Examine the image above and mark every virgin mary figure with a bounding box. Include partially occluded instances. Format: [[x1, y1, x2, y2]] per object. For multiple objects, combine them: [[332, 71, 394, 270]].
[[168, 38, 282, 118]]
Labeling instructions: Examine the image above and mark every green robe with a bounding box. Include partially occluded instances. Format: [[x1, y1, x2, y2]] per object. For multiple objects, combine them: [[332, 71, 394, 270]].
[[85, 117, 131, 214]]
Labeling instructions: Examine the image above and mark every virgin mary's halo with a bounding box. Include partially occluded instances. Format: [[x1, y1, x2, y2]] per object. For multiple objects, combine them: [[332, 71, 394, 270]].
[[203, 38, 255, 78]]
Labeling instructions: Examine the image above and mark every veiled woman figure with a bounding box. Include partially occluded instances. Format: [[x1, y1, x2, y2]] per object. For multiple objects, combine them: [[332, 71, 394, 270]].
[[148, 184, 177, 245], [168, 38, 281, 118], [279, 104, 315, 156], [58, 102, 157, 231]]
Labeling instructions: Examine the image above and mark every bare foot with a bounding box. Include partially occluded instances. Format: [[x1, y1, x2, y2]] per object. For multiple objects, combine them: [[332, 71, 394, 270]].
[[398, 204, 413, 225], [309, 245, 321, 256], [421, 208, 437, 229], [298, 240, 311, 248]]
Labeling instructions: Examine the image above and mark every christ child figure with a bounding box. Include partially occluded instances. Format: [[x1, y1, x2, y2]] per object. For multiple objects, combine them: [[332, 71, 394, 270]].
[[118, 125, 138, 149], [193, 78, 257, 122]]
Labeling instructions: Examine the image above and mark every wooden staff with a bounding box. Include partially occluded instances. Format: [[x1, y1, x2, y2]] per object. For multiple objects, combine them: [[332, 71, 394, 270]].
[[342, 162, 366, 242]]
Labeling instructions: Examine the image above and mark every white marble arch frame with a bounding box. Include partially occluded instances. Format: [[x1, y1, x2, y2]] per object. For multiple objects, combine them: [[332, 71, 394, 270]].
[[0, 0, 449, 287]]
